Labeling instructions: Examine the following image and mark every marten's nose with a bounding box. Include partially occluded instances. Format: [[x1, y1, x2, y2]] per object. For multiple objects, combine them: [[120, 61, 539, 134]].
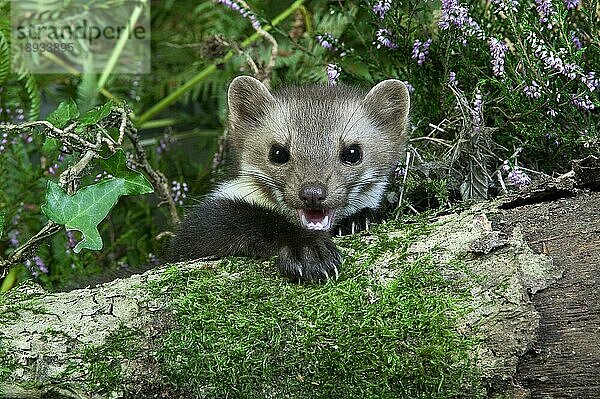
[[299, 184, 327, 207]]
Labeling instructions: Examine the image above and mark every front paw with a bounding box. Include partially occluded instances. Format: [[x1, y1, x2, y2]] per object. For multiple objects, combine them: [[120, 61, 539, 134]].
[[276, 238, 342, 282]]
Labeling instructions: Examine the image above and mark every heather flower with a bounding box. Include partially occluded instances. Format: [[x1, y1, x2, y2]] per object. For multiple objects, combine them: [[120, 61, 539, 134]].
[[372, 0, 391, 19], [48, 163, 60, 175], [570, 31, 582, 50], [508, 167, 532, 188], [411, 38, 432, 65], [8, 230, 19, 248], [66, 230, 78, 251], [565, 0, 579, 9], [582, 72, 599, 92], [316, 33, 346, 56], [216, 0, 261, 29], [547, 108, 557, 117], [402, 81, 415, 94], [471, 89, 483, 131], [0, 132, 7, 153], [327, 64, 341, 85], [491, 0, 518, 12], [156, 133, 174, 155], [572, 95, 595, 111], [171, 180, 189, 205], [535, 0, 555, 28], [489, 37, 507, 77], [375, 29, 398, 50], [27, 256, 48, 275], [523, 81, 541, 99], [439, 0, 483, 40], [449, 71, 457, 86], [21, 132, 33, 143]]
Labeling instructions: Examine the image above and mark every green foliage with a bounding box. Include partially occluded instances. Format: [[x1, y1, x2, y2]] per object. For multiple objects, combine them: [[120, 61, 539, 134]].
[[46, 99, 80, 128], [41, 150, 153, 253], [0, 211, 4, 239], [153, 220, 481, 398], [0, 31, 9, 86]]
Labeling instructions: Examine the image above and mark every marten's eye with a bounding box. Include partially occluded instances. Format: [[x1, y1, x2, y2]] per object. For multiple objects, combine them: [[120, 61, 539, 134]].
[[341, 144, 363, 165], [269, 144, 290, 164]]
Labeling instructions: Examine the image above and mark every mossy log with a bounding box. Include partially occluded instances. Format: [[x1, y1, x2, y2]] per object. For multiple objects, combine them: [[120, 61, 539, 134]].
[[3, 191, 593, 399]]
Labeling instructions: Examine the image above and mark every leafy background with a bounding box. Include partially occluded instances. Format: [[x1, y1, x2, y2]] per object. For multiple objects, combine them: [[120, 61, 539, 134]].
[[0, 0, 598, 290]]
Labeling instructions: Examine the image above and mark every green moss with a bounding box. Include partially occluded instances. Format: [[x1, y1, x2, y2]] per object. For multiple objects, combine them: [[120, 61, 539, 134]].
[[82, 325, 142, 394], [152, 218, 483, 398]]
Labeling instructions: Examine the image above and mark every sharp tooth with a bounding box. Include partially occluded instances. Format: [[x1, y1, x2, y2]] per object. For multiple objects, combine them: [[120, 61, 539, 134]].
[[323, 215, 329, 227], [301, 213, 308, 227]]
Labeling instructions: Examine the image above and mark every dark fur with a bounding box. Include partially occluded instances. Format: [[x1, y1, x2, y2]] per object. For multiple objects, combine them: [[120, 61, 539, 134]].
[[168, 198, 341, 281]]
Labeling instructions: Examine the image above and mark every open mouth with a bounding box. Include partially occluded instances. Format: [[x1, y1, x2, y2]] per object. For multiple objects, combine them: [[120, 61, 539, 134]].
[[297, 209, 335, 231]]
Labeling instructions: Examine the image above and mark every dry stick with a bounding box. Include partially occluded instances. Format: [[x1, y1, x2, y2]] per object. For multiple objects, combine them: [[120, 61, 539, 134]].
[[124, 120, 180, 224]]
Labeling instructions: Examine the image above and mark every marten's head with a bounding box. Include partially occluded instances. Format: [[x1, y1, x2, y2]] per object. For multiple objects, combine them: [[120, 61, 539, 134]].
[[218, 76, 410, 231]]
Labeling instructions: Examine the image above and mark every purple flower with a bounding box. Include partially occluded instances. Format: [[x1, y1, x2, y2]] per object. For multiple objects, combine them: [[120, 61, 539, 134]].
[[372, 0, 391, 19], [0, 133, 7, 153], [491, 0, 518, 12], [572, 95, 595, 111], [66, 230, 78, 251], [327, 64, 341, 85], [27, 256, 48, 275], [570, 31, 583, 50], [439, 0, 483, 40], [316, 33, 346, 56], [523, 81, 541, 99], [171, 180, 189, 206], [582, 72, 599, 92], [216, 0, 261, 29], [565, 0, 579, 9], [489, 37, 508, 77], [535, 0, 555, 27], [412, 38, 432, 65], [402, 81, 415, 94], [156, 133, 174, 155], [449, 71, 457, 86], [8, 230, 20, 248], [375, 28, 398, 49], [471, 89, 483, 131], [508, 167, 532, 188]]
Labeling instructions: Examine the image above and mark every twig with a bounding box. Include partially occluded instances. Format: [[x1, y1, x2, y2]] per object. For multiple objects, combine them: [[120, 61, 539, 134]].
[[0, 221, 62, 279], [124, 119, 180, 224]]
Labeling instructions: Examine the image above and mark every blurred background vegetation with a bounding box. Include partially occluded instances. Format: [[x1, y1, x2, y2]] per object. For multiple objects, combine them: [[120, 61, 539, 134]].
[[0, 0, 598, 291]]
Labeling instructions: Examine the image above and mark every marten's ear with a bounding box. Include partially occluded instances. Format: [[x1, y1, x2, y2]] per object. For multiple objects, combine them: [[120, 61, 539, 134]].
[[228, 76, 275, 126], [362, 79, 410, 134]]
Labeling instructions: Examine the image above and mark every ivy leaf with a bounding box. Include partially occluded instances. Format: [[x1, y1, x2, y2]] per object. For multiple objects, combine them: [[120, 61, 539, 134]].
[[41, 174, 152, 253], [98, 150, 154, 195], [0, 210, 5, 239], [79, 101, 113, 127], [47, 99, 79, 129]]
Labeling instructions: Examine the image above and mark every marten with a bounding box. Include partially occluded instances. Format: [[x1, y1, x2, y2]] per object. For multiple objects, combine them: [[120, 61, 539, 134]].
[[169, 76, 410, 282]]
